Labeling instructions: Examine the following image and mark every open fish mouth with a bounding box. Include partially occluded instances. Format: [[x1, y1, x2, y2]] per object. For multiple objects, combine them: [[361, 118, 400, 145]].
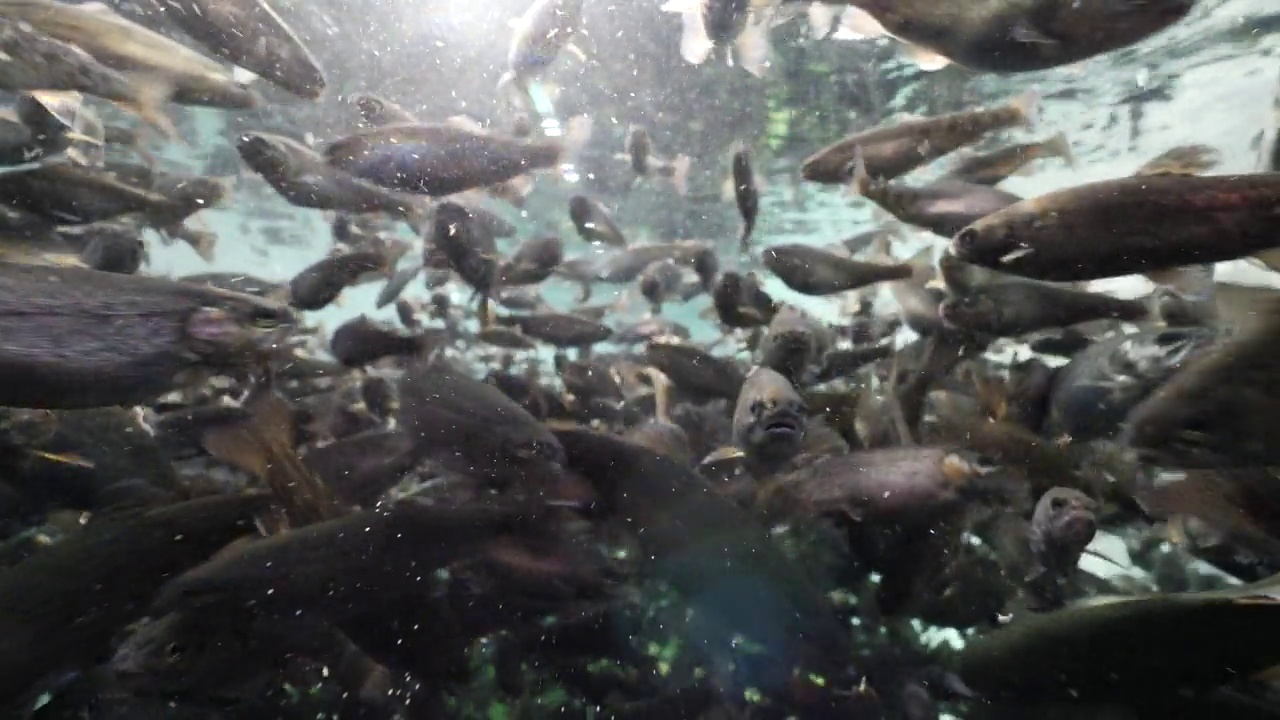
[[760, 411, 803, 438]]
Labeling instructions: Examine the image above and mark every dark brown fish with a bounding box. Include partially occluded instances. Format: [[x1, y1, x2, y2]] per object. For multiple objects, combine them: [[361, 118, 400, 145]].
[[829, 0, 1192, 73], [433, 201, 499, 314], [497, 235, 563, 286], [352, 93, 418, 127], [329, 315, 438, 367], [1133, 143, 1223, 176], [494, 312, 612, 347], [944, 132, 1074, 185], [478, 325, 539, 350], [0, 262, 291, 409], [0, 163, 188, 225], [713, 270, 777, 328], [627, 124, 653, 175], [763, 243, 912, 296], [1026, 487, 1098, 609], [1125, 296, 1280, 468], [940, 278, 1150, 337], [732, 144, 759, 252], [324, 118, 588, 196], [638, 258, 684, 314], [150, 0, 324, 99], [237, 132, 422, 220], [645, 340, 745, 402], [0, 493, 268, 701], [855, 165, 1022, 238], [801, 92, 1036, 184], [732, 366, 807, 475], [397, 358, 565, 490], [288, 250, 393, 311], [569, 195, 628, 247], [72, 222, 146, 274], [303, 429, 418, 507], [756, 304, 834, 385], [950, 173, 1280, 282]]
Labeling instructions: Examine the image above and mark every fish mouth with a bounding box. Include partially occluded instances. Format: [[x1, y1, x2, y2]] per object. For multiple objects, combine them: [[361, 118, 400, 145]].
[[762, 414, 802, 437], [1056, 510, 1098, 547]]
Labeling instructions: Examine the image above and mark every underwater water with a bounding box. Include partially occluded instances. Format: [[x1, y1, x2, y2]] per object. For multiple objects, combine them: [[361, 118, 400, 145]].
[[6, 0, 1280, 718]]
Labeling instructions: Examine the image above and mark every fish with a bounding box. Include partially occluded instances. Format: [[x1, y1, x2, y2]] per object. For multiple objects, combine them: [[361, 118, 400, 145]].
[[1025, 487, 1098, 610], [1133, 143, 1223, 176], [324, 116, 591, 197], [0, 16, 173, 136], [645, 340, 745, 402], [826, 0, 1193, 73], [0, 262, 291, 409], [801, 92, 1037, 184], [732, 365, 807, 475], [569, 195, 628, 247], [432, 200, 499, 317], [661, 0, 775, 77], [287, 249, 396, 311], [626, 125, 691, 196], [939, 276, 1151, 338], [499, 0, 584, 109], [852, 157, 1023, 238], [755, 304, 833, 386], [374, 261, 422, 309], [762, 243, 912, 295], [75, 222, 146, 274], [712, 270, 777, 328], [352, 93, 418, 127], [1125, 296, 1280, 468], [329, 315, 439, 367], [148, 0, 324, 99], [732, 144, 759, 252], [493, 312, 613, 348], [638, 258, 684, 315], [0, 0, 259, 110], [15, 90, 106, 167], [236, 132, 423, 222], [397, 357, 566, 490], [478, 325, 539, 350], [1043, 326, 1221, 443], [949, 172, 1280, 282], [944, 132, 1075, 185], [497, 235, 563, 286]]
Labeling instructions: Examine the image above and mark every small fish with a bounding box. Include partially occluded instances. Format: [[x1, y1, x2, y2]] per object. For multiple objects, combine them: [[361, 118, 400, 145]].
[[645, 340, 745, 402], [287, 249, 395, 311], [713, 270, 777, 328], [661, 0, 775, 77], [569, 195, 628, 247], [1133, 143, 1223, 177], [497, 234, 563, 286], [732, 365, 807, 475], [1025, 487, 1098, 610], [329, 315, 437, 367], [237, 132, 423, 221], [478, 325, 539, 350], [755, 304, 834, 386], [852, 153, 1022, 238], [374, 262, 422, 309], [398, 357, 566, 490], [939, 276, 1151, 337], [944, 132, 1075, 186], [801, 92, 1037, 184], [763, 243, 912, 295], [499, 0, 584, 110], [950, 172, 1280, 282], [433, 200, 499, 318], [494, 312, 613, 348], [638, 258, 684, 315], [149, 0, 324, 99], [352, 93, 418, 126], [732, 144, 760, 252], [75, 222, 145, 274], [325, 116, 591, 197], [626, 125, 691, 196], [828, 0, 1193, 73]]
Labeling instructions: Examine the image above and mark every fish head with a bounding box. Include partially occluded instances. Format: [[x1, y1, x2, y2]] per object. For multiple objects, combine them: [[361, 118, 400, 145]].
[[235, 133, 294, 178], [734, 366, 808, 470], [1032, 487, 1098, 558], [938, 292, 1000, 332], [183, 292, 295, 363], [949, 214, 1025, 270]]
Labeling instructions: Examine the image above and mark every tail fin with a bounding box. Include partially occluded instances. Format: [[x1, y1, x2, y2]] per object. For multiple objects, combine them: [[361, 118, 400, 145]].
[[1044, 131, 1075, 168], [120, 74, 177, 142], [1010, 89, 1041, 130]]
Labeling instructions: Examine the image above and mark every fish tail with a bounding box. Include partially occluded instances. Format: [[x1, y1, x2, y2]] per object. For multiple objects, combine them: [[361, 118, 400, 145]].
[[1044, 131, 1076, 168], [668, 153, 691, 197], [577, 279, 593, 303], [119, 74, 178, 143], [1010, 89, 1041, 130]]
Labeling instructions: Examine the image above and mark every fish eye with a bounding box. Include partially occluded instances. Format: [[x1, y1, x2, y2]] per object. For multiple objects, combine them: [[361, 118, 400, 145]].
[[251, 310, 284, 330], [165, 642, 185, 659], [954, 228, 979, 254], [1049, 496, 1068, 512]]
